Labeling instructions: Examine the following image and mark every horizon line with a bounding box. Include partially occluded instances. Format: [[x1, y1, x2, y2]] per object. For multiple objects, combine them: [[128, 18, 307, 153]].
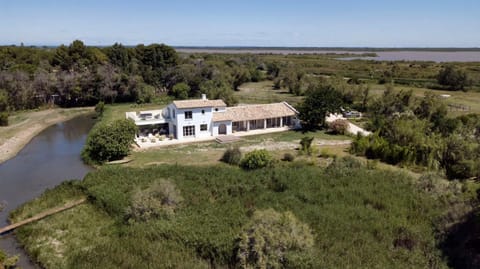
[[0, 43, 479, 50]]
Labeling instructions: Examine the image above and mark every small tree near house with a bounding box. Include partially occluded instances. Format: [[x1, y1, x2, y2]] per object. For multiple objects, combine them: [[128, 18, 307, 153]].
[[298, 84, 343, 129]]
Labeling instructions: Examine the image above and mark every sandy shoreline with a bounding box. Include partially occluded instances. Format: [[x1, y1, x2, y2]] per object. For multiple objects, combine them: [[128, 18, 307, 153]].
[[0, 108, 94, 165]]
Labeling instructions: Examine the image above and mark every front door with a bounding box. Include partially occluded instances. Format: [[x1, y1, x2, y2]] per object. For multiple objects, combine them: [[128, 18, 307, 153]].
[[218, 124, 227, 135]]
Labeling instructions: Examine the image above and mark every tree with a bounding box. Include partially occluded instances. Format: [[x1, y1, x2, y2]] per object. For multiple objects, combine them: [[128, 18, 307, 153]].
[[82, 119, 137, 163], [106, 43, 131, 70], [171, 82, 190, 100], [298, 84, 343, 129], [437, 66, 470, 91], [200, 79, 238, 106], [0, 89, 8, 126], [281, 68, 305, 96]]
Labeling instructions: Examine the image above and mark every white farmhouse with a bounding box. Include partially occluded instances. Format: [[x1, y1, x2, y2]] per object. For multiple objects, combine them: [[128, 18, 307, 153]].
[[126, 94, 300, 143]]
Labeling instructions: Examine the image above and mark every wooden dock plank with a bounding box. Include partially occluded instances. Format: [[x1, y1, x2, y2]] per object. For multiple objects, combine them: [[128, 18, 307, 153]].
[[0, 198, 86, 235]]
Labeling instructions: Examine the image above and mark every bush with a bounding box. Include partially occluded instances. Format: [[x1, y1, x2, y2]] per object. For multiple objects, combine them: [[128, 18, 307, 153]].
[[0, 203, 18, 268], [221, 146, 242, 165], [0, 112, 8, 126], [328, 156, 363, 170], [236, 209, 314, 268], [94, 101, 105, 116], [240, 149, 273, 170], [126, 179, 183, 222], [299, 136, 314, 155], [0, 251, 18, 269], [82, 118, 137, 163], [351, 134, 370, 155], [282, 152, 295, 162], [328, 119, 349, 135]]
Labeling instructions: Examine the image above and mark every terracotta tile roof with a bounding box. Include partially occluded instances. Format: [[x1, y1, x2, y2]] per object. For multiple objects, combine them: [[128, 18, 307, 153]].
[[212, 102, 298, 122], [173, 99, 226, 109]]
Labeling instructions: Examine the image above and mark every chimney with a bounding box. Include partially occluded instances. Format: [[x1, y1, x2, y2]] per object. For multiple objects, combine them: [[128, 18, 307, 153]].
[[201, 93, 207, 100]]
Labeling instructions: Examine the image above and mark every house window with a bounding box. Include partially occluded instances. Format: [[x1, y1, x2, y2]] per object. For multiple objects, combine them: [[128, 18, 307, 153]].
[[200, 124, 208, 131], [183, 125, 195, 137], [201, 109, 205, 115], [185, 111, 192, 119]]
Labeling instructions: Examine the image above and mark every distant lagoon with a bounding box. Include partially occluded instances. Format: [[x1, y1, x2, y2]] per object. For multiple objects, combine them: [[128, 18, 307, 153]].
[[176, 47, 480, 62], [340, 51, 480, 62]]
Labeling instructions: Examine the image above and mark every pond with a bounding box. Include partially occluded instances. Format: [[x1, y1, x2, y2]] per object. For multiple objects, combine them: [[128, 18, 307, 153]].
[[0, 114, 94, 268]]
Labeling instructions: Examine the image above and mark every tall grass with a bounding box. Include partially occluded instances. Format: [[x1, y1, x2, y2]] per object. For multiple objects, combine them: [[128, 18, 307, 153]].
[[12, 162, 450, 268]]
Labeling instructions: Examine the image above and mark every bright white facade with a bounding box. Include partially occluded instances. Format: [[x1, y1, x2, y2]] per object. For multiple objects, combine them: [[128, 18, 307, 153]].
[[126, 94, 300, 141]]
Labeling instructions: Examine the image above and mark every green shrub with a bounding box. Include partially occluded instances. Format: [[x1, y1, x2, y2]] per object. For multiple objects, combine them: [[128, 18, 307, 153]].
[[0, 251, 18, 269], [328, 156, 363, 170], [0, 205, 19, 269], [0, 112, 8, 126], [282, 152, 295, 162], [221, 146, 242, 165], [94, 101, 105, 116], [299, 136, 314, 155], [319, 148, 335, 158], [240, 149, 273, 170], [82, 118, 137, 163], [236, 209, 314, 268], [126, 179, 183, 222]]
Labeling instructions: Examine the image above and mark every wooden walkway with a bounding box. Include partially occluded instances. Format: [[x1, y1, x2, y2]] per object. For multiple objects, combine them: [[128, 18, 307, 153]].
[[0, 198, 86, 235]]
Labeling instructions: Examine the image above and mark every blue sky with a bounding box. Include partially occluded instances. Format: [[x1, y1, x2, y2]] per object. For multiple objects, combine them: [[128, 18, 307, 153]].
[[1, 0, 479, 47]]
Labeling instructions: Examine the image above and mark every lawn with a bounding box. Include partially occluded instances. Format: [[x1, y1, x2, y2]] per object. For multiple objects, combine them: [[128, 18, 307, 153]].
[[128, 130, 351, 167]]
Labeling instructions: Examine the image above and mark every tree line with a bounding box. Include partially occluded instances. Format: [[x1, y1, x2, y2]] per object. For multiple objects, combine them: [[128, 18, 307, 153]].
[[0, 41, 277, 112], [350, 87, 480, 180]]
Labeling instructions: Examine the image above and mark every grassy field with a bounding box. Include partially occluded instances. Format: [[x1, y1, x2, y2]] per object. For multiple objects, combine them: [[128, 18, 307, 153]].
[[11, 161, 456, 268], [235, 80, 480, 116], [235, 81, 304, 105], [369, 84, 480, 116]]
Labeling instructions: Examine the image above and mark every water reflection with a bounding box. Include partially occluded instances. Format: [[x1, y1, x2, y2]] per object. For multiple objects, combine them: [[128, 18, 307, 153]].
[[0, 113, 94, 268]]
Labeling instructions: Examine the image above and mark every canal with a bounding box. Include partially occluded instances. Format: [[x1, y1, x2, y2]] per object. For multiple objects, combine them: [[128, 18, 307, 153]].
[[0, 114, 94, 268]]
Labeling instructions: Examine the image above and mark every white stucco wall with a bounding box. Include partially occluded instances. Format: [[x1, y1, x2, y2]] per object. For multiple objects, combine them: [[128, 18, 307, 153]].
[[174, 106, 214, 140]]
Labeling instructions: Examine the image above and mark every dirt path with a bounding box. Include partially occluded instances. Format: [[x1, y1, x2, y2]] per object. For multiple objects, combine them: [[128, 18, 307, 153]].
[[240, 139, 351, 152], [0, 108, 93, 164]]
